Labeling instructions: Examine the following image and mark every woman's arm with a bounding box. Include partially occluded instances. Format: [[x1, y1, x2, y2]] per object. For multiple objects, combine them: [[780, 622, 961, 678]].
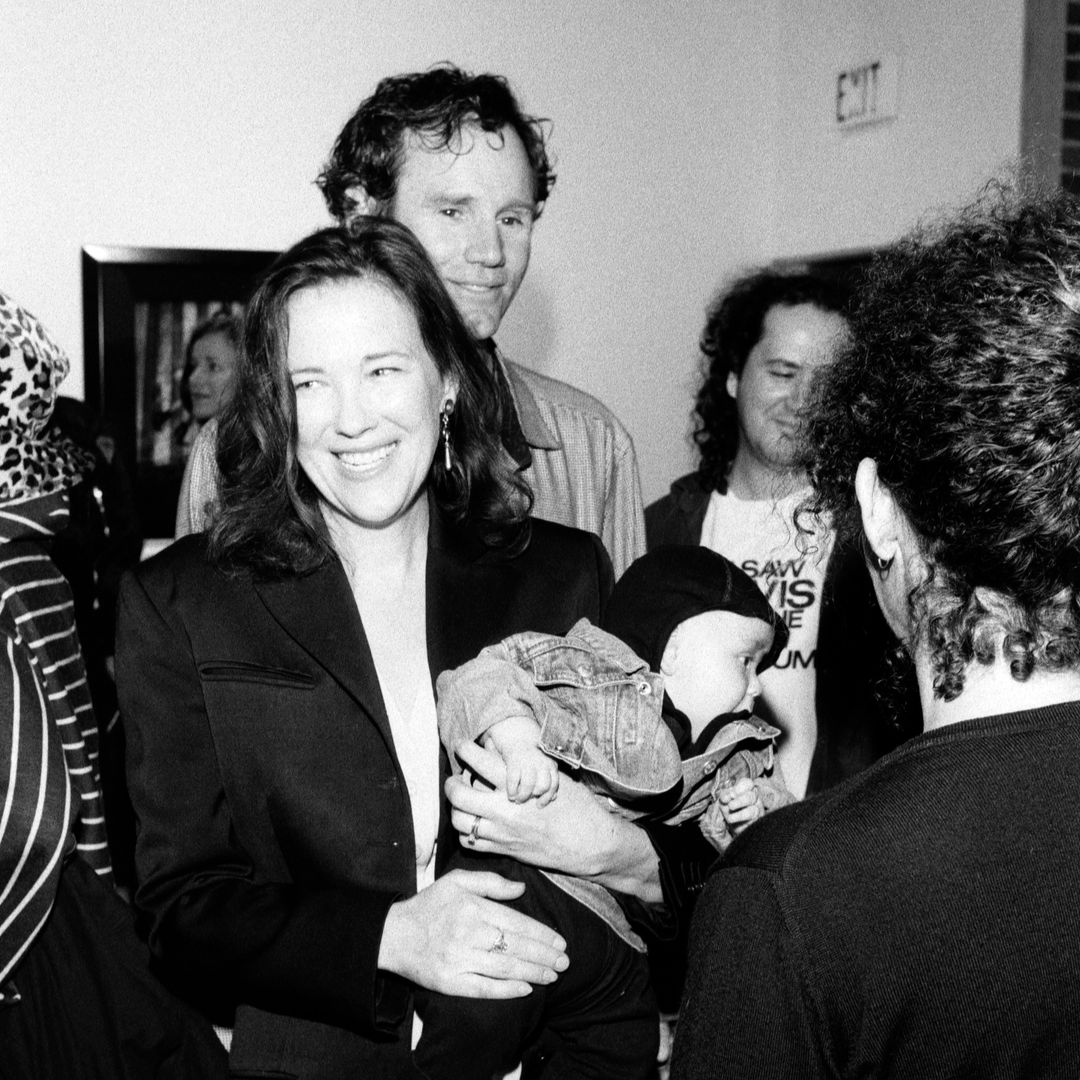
[[445, 741, 664, 903], [446, 740, 725, 945], [0, 634, 70, 984]]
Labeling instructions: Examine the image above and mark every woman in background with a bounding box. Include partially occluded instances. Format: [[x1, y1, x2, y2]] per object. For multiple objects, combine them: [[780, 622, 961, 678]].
[[181, 309, 241, 431], [175, 309, 241, 533]]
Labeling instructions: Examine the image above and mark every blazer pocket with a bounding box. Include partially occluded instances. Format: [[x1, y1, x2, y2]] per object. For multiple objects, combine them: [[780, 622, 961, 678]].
[[198, 660, 316, 689]]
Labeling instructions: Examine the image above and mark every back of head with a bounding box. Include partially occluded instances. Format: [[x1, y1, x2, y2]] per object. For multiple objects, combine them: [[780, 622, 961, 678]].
[[694, 269, 851, 492], [210, 219, 530, 575], [317, 63, 555, 223], [603, 545, 787, 672], [802, 180, 1080, 698]]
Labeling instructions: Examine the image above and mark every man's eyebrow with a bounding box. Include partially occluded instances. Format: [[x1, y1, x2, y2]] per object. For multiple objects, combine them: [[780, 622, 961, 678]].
[[421, 191, 472, 207]]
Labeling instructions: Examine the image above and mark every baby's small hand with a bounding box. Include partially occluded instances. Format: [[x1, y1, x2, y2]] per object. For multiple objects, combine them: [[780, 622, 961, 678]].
[[505, 749, 560, 806], [482, 715, 560, 806], [716, 776, 764, 835]]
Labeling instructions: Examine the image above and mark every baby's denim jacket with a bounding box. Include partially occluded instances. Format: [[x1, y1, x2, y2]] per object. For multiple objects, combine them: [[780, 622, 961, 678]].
[[437, 618, 785, 822], [436, 618, 792, 949]]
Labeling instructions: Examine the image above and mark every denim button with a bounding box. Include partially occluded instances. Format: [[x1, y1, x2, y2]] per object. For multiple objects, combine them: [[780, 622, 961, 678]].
[[637, 682, 651, 695], [703, 761, 717, 774]]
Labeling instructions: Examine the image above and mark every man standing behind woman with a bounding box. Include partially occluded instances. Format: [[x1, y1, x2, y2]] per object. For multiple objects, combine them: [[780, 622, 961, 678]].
[[647, 272, 915, 799], [178, 65, 645, 575]]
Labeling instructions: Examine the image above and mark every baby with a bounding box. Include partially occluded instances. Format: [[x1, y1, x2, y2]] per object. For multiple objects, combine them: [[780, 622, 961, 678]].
[[413, 546, 794, 1080]]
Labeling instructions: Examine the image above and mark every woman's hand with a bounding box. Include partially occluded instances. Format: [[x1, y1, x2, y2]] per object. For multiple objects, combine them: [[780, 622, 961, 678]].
[[445, 741, 663, 903], [378, 868, 568, 998]]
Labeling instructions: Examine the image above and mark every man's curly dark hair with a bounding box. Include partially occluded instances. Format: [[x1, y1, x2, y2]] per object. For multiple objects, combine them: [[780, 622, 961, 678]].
[[317, 64, 555, 223], [800, 181, 1080, 702], [692, 270, 850, 493]]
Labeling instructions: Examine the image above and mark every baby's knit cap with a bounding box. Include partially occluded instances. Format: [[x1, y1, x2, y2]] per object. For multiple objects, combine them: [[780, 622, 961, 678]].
[[603, 545, 788, 673]]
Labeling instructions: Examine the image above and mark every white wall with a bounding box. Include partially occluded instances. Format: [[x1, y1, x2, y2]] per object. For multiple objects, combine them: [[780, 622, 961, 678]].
[[1, 0, 1026, 506], [773, 0, 1026, 257]]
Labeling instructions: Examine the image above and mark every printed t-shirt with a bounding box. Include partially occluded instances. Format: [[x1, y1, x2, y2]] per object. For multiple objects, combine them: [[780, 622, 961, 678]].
[[700, 489, 831, 797]]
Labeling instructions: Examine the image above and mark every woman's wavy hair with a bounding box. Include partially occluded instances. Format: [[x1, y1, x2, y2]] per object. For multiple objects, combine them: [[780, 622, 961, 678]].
[[208, 220, 532, 576], [693, 269, 850, 492], [317, 64, 555, 223], [800, 181, 1080, 701], [179, 309, 241, 414]]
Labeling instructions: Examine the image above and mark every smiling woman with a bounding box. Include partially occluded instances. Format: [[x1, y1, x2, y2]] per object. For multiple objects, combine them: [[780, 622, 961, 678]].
[[114, 220, 624, 1078], [287, 279, 454, 539]]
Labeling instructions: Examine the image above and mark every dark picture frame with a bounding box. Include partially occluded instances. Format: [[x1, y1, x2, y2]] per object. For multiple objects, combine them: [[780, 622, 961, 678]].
[[81, 245, 278, 539]]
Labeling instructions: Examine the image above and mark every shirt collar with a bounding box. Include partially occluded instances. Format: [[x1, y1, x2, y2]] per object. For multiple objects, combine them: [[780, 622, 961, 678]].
[[492, 344, 562, 452]]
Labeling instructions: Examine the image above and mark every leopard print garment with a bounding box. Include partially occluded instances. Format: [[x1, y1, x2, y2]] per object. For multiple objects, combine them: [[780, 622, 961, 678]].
[[0, 289, 94, 503]]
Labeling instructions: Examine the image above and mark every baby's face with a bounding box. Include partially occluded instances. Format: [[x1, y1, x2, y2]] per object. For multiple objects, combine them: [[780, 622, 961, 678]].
[[661, 610, 775, 740]]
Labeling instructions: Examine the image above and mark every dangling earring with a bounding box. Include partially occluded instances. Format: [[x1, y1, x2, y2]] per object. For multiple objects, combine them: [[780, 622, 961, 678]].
[[440, 399, 455, 471]]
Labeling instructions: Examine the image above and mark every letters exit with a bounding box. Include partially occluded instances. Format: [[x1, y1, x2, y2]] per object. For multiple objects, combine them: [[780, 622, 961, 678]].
[[834, 53, 899, 130]]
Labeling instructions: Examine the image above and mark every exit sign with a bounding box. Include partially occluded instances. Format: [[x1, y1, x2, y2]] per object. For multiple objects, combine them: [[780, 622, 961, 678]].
[[834, 54, 900, 130]]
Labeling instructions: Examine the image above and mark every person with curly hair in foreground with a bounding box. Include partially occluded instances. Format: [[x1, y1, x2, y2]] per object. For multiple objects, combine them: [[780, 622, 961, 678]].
[[671, 182, 1080, 1079]]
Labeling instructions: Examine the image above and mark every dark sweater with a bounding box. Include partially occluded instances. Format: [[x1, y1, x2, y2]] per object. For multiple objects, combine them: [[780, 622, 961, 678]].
[[671, 701, 1080, 1079]]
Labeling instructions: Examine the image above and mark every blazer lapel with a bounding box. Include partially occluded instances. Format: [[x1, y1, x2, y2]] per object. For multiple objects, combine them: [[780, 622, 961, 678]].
[[253, 556, 394, 749], [425, 510, 508, 683]]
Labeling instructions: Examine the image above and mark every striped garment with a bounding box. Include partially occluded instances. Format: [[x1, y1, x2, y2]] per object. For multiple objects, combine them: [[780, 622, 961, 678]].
[[1, 489, 111, 986]]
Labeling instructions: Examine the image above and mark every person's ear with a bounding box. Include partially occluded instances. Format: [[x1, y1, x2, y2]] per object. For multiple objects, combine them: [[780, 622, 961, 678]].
[[441, 372, 460, 410], [659, 626, 682, 676], [342, 185, 382, 221], [726, 370, 739, 401], [855, 457, 903, 569]]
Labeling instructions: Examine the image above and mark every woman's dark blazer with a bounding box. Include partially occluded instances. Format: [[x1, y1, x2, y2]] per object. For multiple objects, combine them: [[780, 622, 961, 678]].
[[115, 511, 611, 1080]]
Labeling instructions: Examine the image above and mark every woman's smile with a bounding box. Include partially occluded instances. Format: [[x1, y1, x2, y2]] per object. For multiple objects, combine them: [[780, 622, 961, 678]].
[[335, 441, 399, 472]]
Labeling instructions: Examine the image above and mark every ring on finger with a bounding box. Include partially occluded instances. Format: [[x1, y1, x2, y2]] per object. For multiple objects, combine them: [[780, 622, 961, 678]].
[[468, 815, 482, 844], [488, 928, 508, 954]]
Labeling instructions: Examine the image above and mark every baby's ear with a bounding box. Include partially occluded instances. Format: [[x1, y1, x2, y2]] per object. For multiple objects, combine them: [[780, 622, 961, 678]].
[[659, 624, 683, 676]]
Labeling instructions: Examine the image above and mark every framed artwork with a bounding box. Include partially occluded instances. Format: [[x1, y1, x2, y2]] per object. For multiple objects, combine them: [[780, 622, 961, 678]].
[[81, 245, 278, 539]]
